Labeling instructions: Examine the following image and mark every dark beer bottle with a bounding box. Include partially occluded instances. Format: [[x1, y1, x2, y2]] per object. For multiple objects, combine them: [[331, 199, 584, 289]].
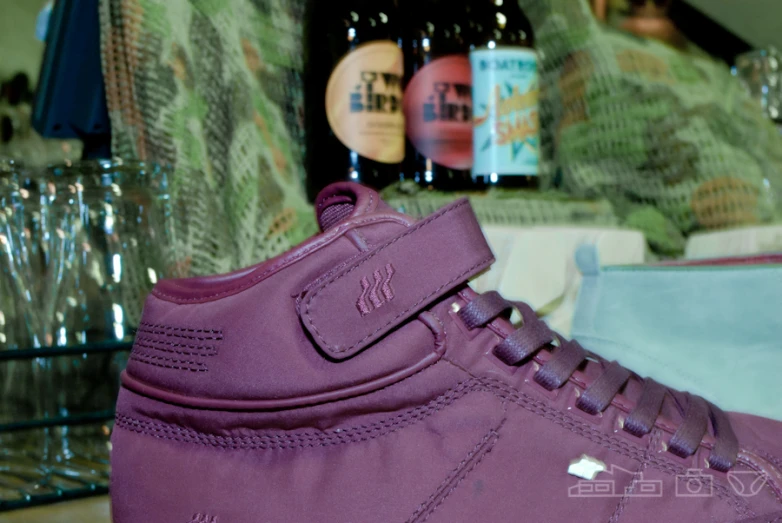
[[305, 0, 405, 200], [0, 73, 32, 106], [469, 0, 539, 189], [401, 0, 474, 191]]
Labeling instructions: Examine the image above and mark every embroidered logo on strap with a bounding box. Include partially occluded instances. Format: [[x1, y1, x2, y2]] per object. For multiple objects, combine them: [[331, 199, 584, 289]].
[[301, 198, 494, 360], [357, 263, 396, 316]]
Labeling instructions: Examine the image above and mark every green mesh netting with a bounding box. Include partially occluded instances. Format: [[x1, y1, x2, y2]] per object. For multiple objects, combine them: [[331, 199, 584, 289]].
[[521, 0, 782, 237], [388, 0, 782, 255], [99, 0, 316, 277], [382, 181, 618, 227], [100, 0, 782, 267]]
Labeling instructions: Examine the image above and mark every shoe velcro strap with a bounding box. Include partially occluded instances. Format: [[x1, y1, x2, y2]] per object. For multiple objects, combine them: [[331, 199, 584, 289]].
[[300, 198, 494, 360]]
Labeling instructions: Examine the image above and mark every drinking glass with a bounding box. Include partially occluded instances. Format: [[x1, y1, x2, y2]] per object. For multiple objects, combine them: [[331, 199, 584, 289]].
[[0, 159, 58, 500], [47, 159, 170, 343], [44, 159, 170, 483], [733, 47, 782, 122], [0, 158, 171, 497]]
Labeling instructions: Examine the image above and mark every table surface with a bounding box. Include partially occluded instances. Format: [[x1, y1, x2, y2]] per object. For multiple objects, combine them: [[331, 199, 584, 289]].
[[0, 496, 110, 523]]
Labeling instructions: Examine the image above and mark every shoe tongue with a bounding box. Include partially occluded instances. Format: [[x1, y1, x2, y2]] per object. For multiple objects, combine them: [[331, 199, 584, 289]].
[[314, 182, 396, 232]]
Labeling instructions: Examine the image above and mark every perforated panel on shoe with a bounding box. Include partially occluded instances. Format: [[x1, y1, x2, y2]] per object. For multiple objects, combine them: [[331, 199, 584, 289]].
[[129, 322, 223, 373]]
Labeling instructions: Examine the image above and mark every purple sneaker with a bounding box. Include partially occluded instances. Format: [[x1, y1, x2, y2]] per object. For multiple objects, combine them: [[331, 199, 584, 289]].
[[111, 183, 782, 523]]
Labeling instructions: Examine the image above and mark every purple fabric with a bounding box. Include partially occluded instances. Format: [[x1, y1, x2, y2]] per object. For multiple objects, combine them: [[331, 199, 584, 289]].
[[111, 182, 781, 523], [734, 512, 782, 523]]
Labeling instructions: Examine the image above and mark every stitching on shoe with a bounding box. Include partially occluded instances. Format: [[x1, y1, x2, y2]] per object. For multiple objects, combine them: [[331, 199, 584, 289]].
[[411, 428, 501, 523], [128, 351, 208, 373], [134, 339, 218, 357], [134, 330, 221, 342], [316, 194, 340, 209], [138, 322, 223, 335], [741, 515, 782, 523], [303, 200, 491, 354], [609, 460, 645, 523], [151, 214, 411, 302], [609, 429, 660, 523], [115, 380, 486, 450], [756, 450, 782, 504], [407, 429, 497, 522], [739, 450, 782, 505], [365, 191, 373, 214], [137, 323, 224, 342], [482, 378, 751, 517], [115, 376, 750, 516], [135, 336, 218, 352], [756, 450, 782, 472]]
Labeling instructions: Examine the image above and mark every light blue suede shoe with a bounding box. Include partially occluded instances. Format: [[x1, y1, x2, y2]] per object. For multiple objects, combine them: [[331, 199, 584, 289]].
[[571, 245, 782, 421]]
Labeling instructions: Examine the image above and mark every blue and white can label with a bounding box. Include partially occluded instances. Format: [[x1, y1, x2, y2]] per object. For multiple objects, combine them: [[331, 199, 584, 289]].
[[470, 47, 539, 176]]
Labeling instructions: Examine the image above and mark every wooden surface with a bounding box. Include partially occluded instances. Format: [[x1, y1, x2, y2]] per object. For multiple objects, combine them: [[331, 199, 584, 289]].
[[0, 496, 110, 523]]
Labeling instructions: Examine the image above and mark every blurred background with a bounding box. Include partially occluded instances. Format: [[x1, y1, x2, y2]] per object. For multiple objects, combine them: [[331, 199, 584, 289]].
[[1, 0, 782, 519]]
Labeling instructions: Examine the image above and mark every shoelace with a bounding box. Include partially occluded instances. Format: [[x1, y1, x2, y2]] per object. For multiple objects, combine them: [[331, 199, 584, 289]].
[[458, 291, 739, 472]]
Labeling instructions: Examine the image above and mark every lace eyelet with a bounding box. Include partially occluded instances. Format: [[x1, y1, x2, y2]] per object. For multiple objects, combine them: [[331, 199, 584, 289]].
[[621, 421, 647, 439], [567, 387, 606, 425], [525, 362, 561, 400], [659, 438, 698, 468], [697, 454, 729, 475], [486, 344, 522, 376], [615, 416, 654, 447], [449, 303, 483, 341]]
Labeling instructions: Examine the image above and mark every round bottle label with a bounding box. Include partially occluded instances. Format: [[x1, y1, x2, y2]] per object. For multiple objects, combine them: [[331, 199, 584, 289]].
[[325, 41, 405, 164], [403, 55, 473, 170], [470, 48, 539, 176]]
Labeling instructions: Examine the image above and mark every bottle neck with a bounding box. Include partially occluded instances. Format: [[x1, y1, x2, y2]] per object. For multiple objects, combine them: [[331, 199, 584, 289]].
[[471, 0, 534, 49]]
